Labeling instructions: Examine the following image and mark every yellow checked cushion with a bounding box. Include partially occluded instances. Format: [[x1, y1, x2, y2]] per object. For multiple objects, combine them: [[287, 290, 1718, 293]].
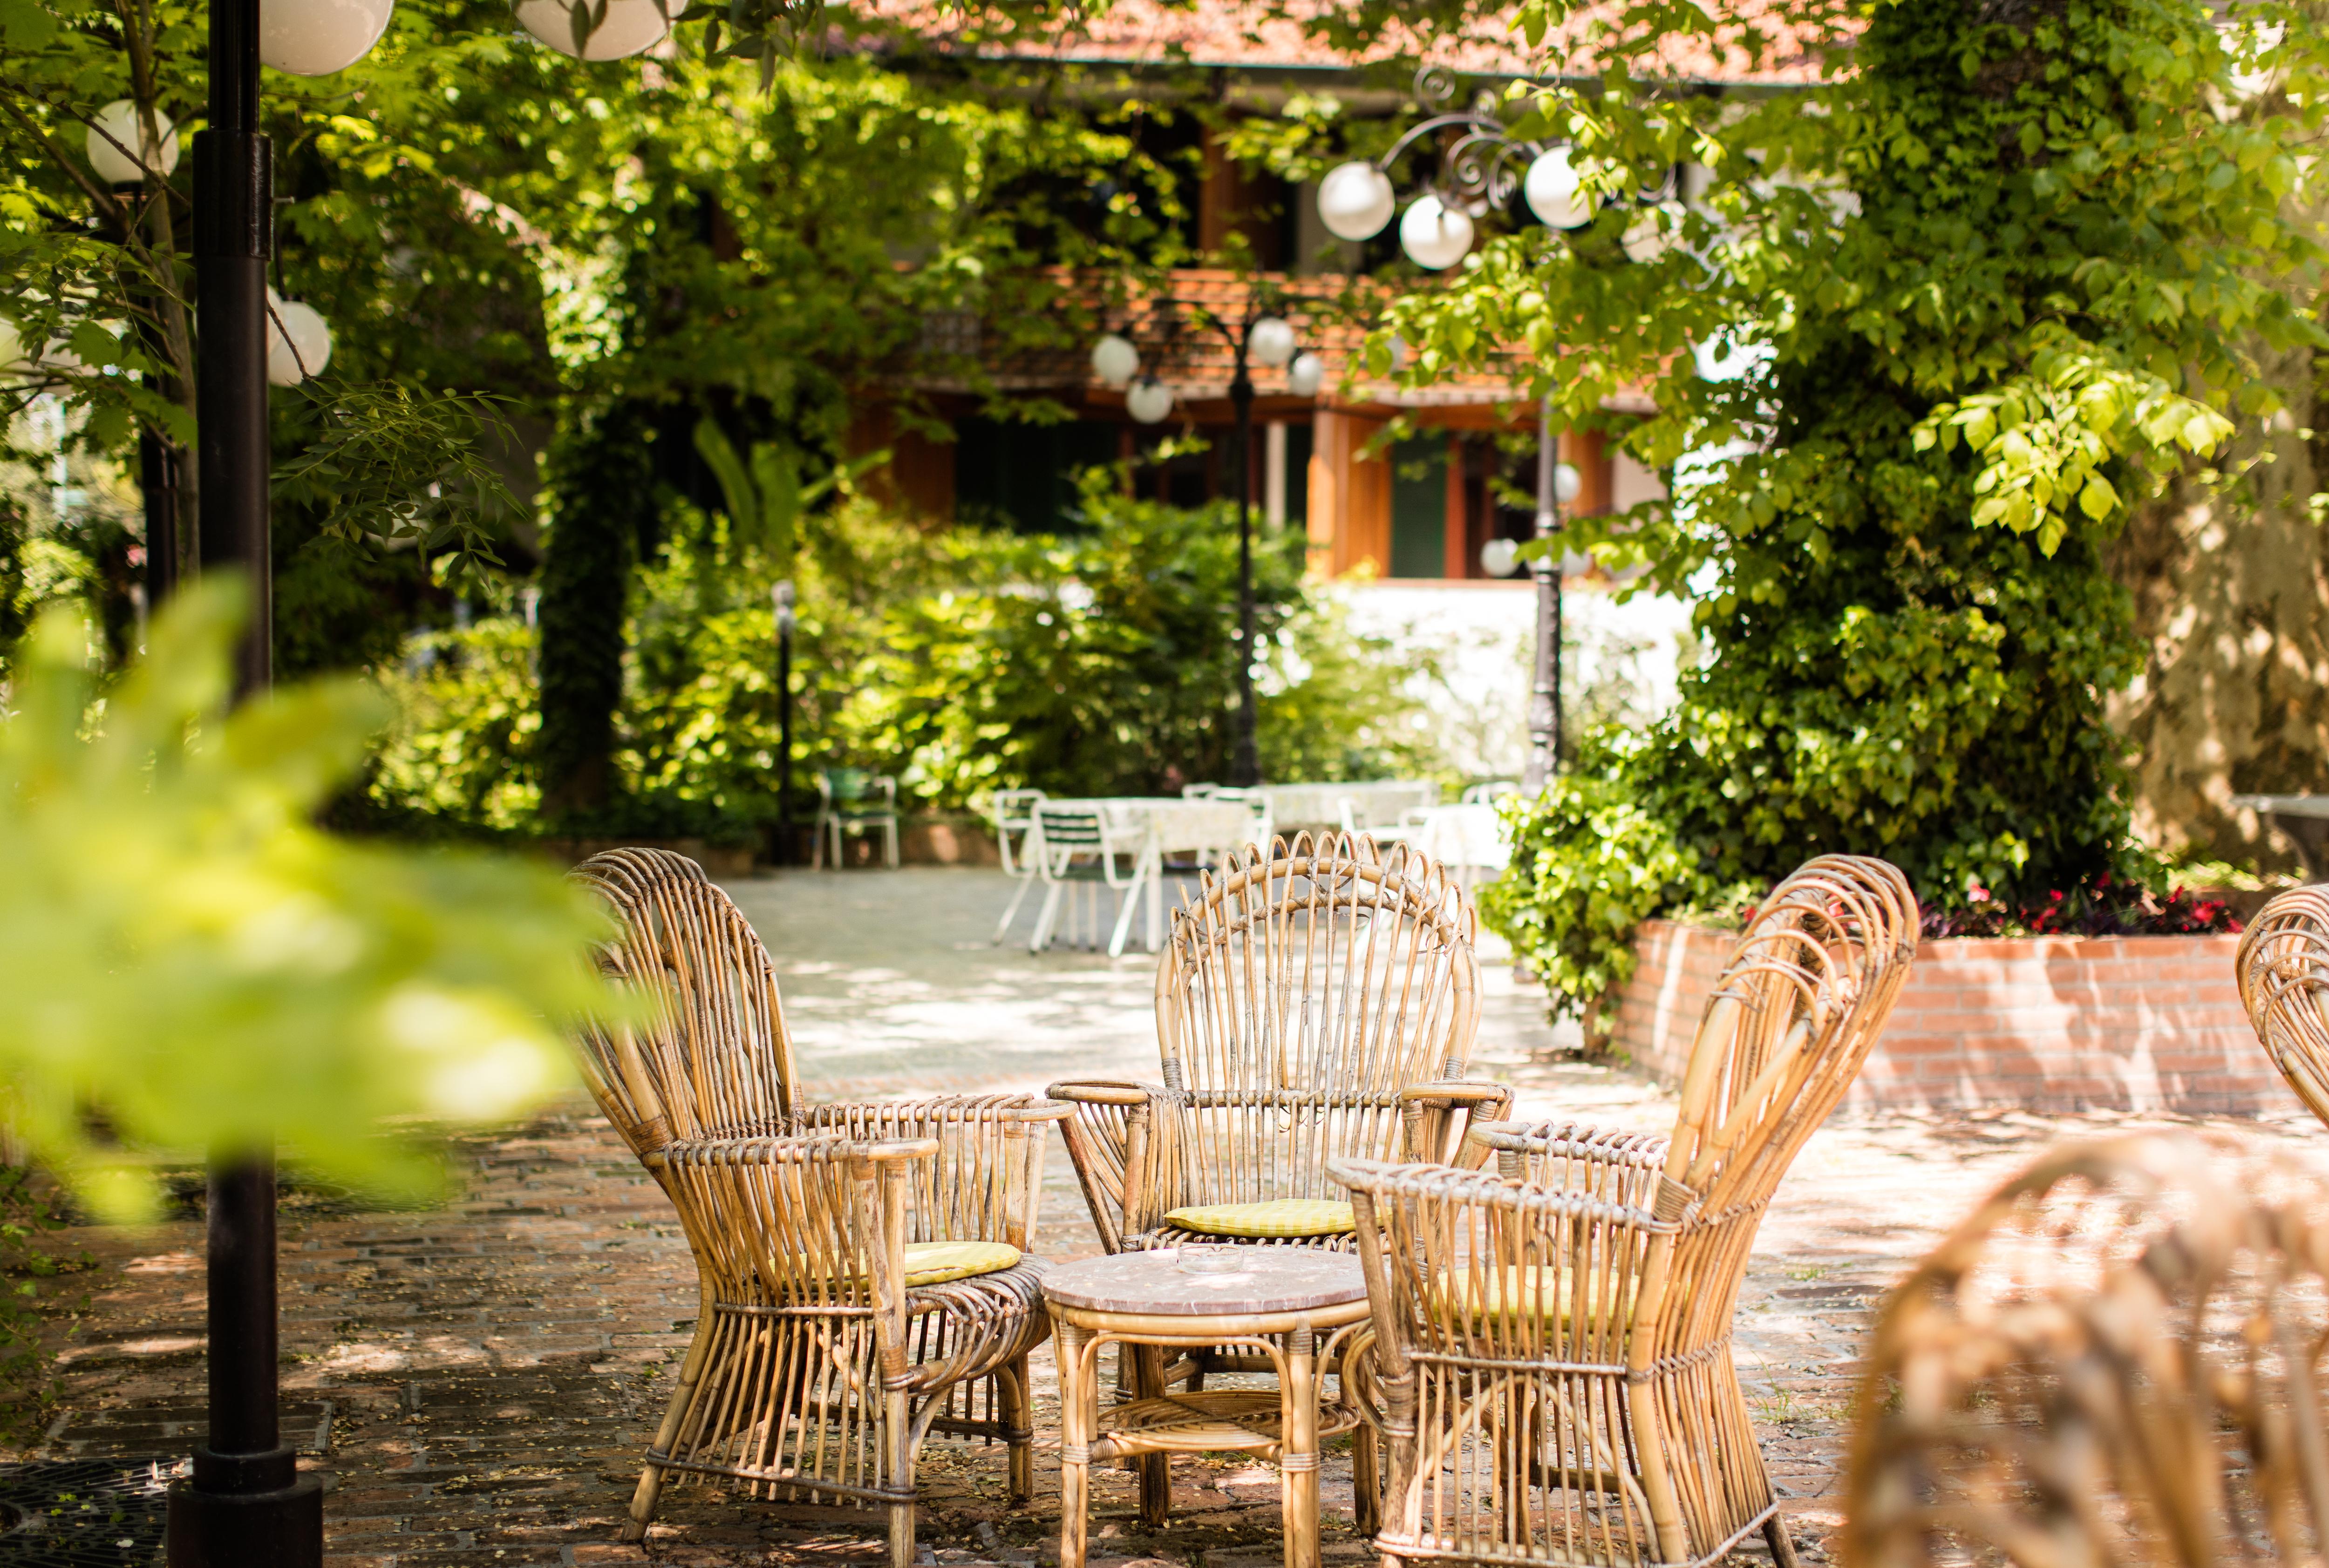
[[903, 1241, 1022, 1287], [1164, 1199, 1355, 1238], [1432, 1265, 1586, 1324], [781, 1241, 1022, 1290]]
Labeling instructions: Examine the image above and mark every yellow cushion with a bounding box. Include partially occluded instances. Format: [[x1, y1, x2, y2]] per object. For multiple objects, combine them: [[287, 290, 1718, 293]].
[[1433, 1265, 1570, 1323], [1164, 1199, 1355, 1238], [903, 1240, 1022, 1287], [781, 1240, 1022, 1290]]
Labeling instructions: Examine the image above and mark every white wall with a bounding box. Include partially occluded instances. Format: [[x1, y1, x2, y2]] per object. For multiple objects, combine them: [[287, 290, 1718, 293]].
[[1329, 579, 1698, 779]]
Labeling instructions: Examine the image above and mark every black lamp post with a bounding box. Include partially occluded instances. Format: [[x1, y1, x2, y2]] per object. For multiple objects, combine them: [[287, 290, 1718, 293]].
[[164, 0, 324, 1557], [1315, 67, 1681, 795], [774, 578, 796, 862], [1106, 306, 1320, 790]]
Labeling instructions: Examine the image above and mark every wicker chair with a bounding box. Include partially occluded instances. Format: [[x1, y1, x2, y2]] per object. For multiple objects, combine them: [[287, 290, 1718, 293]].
[[2235, 883, 2329, 1126], [1333, 854, 1917, 1568], [1842, 1130, 2329, 1568], [1049, 832, 1510, 1262], [569, 848, 1067, 1564]]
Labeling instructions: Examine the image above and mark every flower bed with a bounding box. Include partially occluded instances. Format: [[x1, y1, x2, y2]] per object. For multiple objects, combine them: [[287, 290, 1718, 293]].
[[1608, 920, 2282, 1115]]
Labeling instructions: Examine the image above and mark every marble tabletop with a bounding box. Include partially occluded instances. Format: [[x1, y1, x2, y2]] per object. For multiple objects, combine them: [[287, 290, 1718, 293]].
[[1042, 1247, 1368, 1317]]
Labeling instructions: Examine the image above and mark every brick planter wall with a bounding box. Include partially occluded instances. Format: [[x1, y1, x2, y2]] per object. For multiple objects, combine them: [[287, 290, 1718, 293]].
[[1607, 919, 2282, 1114]]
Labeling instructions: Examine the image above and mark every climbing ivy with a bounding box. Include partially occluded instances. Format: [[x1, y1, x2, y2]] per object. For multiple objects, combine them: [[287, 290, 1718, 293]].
[[1361, 0, 2329, 1011]]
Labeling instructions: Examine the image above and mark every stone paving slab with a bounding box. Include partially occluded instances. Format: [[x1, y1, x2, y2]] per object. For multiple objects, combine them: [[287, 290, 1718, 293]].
[[14, 868, 2324, 1568]]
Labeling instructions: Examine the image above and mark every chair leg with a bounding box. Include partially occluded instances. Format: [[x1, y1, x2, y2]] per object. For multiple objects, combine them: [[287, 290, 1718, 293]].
[[621, 1313, 714, 1543], [1030, 883, 1064, 953], [887, 1384, 916, 1568], [1764, 1512, 1802, 1568], [994, 871, 1035, 944], [1002, 1354, 1035, 1507], [1353, 1426, 1380, 1538], [812, 815, 826, 870]]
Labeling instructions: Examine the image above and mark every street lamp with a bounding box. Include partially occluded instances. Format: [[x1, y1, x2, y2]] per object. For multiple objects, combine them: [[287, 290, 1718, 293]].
[[164, 0, 668, 1554], [1317, 67, 1679, 788], [1094, 306, 1311, 787], [773, 579, 795, 863]]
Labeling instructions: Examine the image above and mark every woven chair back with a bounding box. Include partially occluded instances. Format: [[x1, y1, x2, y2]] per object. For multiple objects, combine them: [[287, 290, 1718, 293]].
[[570, 847, 802, 1154], [1656, 854, 1917, 1226], [1844, 1131, 2329, 1568], [2236, 885, 2329, 1127], [1154, 831, 1478, 1205], [1332, 1155, 1675, 1563]]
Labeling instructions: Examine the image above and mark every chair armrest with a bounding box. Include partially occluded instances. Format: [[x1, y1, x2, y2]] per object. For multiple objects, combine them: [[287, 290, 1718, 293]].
[[1398, 1079, 1516, 1165], [1464, 1118, 1674, 1210], [795, 1094, 1067, 1250], [651, 1132, 937, 1319], [1046, 1079, 1187, 1252]]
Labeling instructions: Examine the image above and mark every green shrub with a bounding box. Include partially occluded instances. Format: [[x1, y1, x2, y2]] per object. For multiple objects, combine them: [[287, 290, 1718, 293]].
[[370, 482, 1453, 835]]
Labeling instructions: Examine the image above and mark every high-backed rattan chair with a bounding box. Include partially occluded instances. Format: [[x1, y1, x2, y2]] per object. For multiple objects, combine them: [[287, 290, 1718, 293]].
[[2236, 884, 2329, 1126], [1334, 854, 1916, 1568], [1843, 1130, 2329, 1568], [569, 848, 1067, 1564], [1049, 832, 1509, 1262]]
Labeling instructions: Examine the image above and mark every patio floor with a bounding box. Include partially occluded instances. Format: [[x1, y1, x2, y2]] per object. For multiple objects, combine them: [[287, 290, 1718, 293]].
[[14, 867, 2321, 1567]]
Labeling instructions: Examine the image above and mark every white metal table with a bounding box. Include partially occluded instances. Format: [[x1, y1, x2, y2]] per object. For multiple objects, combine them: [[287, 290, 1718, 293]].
[[1261, 781, 1437, 834]]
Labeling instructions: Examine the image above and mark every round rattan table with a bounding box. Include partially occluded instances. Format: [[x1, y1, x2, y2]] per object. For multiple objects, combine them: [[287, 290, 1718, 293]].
[[1043, 1247, 1372, 1568]]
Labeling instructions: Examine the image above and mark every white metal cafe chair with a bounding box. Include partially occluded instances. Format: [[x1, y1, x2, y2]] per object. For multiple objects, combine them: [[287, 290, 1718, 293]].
[[989, 787, 1049, 943], [1028, 804, 1149, 956]]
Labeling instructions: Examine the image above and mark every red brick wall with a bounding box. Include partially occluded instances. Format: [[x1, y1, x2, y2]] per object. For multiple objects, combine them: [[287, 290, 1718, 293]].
[[1607, 920, 2283, 1114]]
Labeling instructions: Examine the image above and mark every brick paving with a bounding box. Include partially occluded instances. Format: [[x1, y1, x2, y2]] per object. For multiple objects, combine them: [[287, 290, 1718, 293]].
[[14, 869, 2323, 1566]]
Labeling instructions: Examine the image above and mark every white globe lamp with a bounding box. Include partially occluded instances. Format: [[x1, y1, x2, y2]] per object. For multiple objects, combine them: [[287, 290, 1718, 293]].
[[1553, 462, 1582, 506], [1523, 147, 1597, 230], [1622, 202, 1683, 264], [266, 293, 333, 386], [1480, 537, 1521, 577], [1316, 162, 1395, 242], [1286, 352, 1324, 399], [1125, 377, 1174, 425], [514, 0, 686, 60], [1247, 316, 1296, 369], [262, 0, 396, 75], [1398, 194, 1474, 271], [1090, 333, 1139, 388], [87, 102, 178, 185]]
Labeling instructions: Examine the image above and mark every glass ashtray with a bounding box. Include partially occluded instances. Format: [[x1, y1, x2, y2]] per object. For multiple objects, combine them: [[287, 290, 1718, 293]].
[[1176, 1244, 1250, 1276]]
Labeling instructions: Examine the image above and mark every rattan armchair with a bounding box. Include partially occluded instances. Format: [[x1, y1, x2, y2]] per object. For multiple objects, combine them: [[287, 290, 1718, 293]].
[[1049, 833, 1510, 1261], [2235, 883, 2329, 1126], [1843, 1131, 2329, 1568], [1335, 854, 1916, 1568], [569, 848, 1067, 1564]]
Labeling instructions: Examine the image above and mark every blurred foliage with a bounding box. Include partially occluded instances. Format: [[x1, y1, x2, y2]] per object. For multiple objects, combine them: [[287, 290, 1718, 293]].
[[0, 579, 624, 1219], [373, 489, 1451, 831]]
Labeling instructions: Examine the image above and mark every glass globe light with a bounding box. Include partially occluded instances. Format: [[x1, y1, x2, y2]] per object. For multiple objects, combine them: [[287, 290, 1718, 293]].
[[1125, 376, 1174, 425], [87, 102, 178, 185], [1398, 195, 1474, 271], [514, 0, 687, 60], [1622, 201, 1684, 264], [1553, 462, 1582, 506], [1090, 333, 1139, 388], [1286, 352, 1324, 399], [1480, 537, 1521, 577], [1317, 162, 1395, 242], [1247, 316, 1296, 369], [262, 0, 396, 74], [266, 293, 333, 386], [1523, 146, 1597, 230]]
